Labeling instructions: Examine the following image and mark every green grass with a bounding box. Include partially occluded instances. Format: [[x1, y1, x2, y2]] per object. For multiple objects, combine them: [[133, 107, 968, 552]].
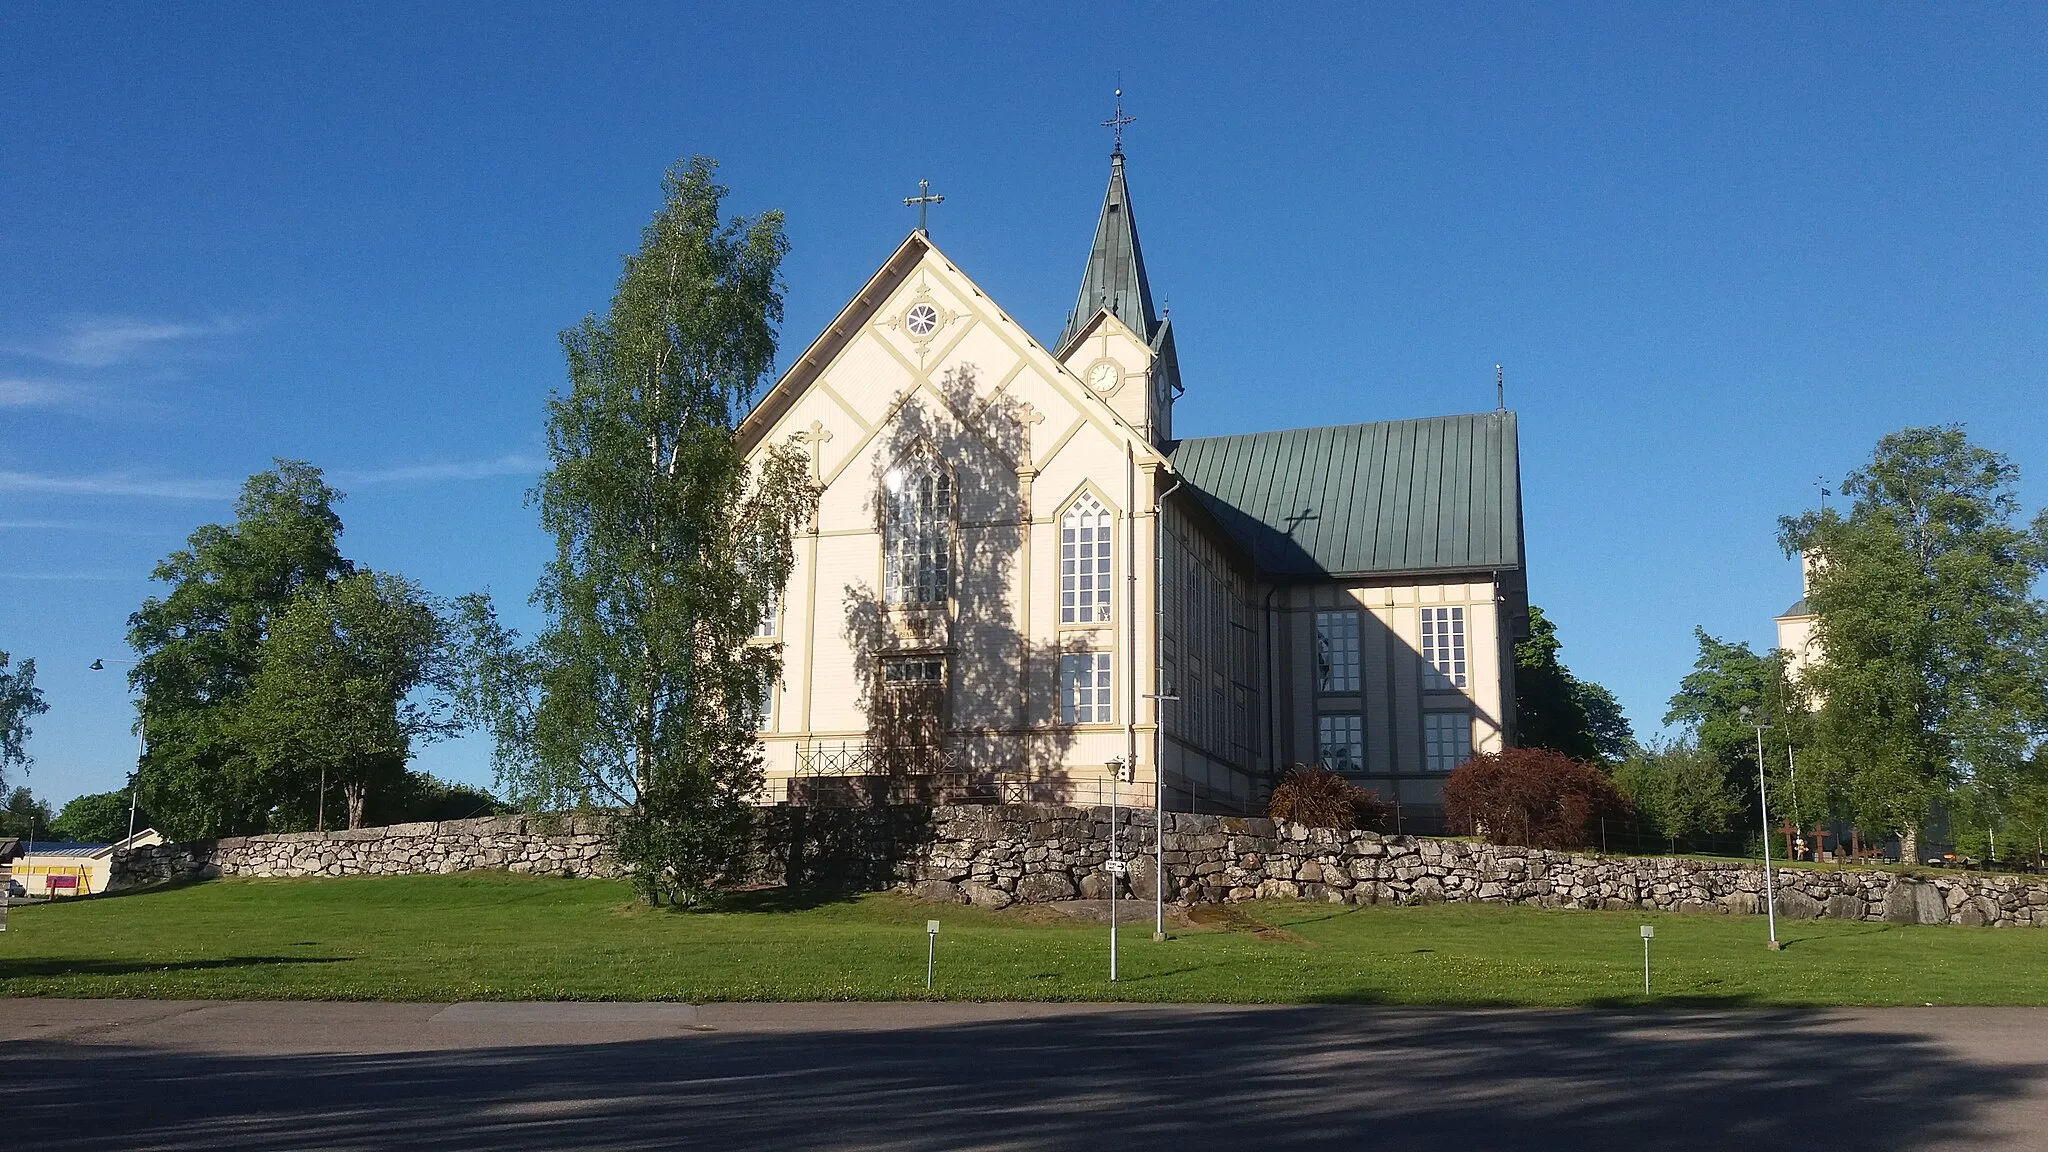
[[3, 873, 2044, 1005]]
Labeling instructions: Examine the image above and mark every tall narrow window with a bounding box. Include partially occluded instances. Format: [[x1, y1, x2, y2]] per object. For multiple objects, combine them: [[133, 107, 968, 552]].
[[1421, 606, 1467, 689], [1424, 712, 1473, 772], [884, 465, 952, 605], [1317, 714, 1364, 773], [1060, 493, 1113, 624], [1059, 652, 1113, 724], [1315, 610, 1361, 692], [754, 595, 780, 638]]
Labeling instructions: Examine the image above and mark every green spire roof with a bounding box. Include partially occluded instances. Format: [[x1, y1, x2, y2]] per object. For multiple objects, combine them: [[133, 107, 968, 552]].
[[1056, 152, 1158, 353]]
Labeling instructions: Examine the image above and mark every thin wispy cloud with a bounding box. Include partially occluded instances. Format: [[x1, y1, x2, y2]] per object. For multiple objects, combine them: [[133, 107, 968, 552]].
[[22, 315, 242, 369], [0, 471, 234, 501], [0, 454, 542, 503], [0, 519, 175, 535], [334, 453, 545, 485], [0, 378, 69, 407], [0, 571, 141, 582]]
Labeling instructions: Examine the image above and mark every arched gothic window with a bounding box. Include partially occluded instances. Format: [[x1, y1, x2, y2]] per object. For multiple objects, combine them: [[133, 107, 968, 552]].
[[1060, 493, 1113, 624], [884, 462, 952, 605]]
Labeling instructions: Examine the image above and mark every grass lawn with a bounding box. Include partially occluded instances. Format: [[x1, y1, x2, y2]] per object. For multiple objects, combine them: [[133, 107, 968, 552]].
[[3, 873, 2045, 1005]]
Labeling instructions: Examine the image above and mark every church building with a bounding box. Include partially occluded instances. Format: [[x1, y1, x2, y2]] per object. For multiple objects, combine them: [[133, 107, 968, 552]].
[[739, 143, 1529, 816]]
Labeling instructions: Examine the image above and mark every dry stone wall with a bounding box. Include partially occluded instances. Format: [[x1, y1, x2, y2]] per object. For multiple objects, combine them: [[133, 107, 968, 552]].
[[901, 806, 2048, 928], [113, 814, 619, 885], [111, 804, 2048, 927]]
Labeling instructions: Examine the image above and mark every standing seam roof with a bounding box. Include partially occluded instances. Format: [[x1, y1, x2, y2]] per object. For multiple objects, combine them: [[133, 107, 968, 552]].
[[1167, 411, 1524, 579]]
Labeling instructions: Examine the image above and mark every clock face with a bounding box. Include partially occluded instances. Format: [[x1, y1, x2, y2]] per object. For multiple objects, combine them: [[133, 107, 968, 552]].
[[1087, 360, 1120, 392]]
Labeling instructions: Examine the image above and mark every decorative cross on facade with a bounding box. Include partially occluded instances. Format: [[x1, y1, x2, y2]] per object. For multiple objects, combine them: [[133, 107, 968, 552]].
[[903, 179, 945, 233], [801, 419, 834, 483], [1102, 87, 1136, 154]]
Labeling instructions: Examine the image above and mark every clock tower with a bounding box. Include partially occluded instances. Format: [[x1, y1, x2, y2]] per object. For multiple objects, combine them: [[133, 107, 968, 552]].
[[1054, 145, 1181, 447]]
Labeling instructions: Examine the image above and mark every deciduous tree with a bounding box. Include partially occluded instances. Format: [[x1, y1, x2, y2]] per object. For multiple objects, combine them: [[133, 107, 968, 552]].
[[1610, 739, 1744, 847], [128, 462, 351, 838], [241, 571, 456, 829], [0, 651, 48, 788], [459, 158, 818, 904], [1514, 606, 1636, 762], [0, 786, 53, 840], [1779, 426, 2048, 863], [1663, 628, 1811, 831], [51, 791, 145, 844]]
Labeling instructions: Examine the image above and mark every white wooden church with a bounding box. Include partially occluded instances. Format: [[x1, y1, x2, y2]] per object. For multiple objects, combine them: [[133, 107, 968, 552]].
[[739, 141, 1528, 815]]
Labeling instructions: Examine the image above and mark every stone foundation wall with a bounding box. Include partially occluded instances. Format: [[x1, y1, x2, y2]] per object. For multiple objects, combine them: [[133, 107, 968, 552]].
[[900, 806, 2048, 927], [113, 814, 620, 885], [111, 804, 2048, 927]]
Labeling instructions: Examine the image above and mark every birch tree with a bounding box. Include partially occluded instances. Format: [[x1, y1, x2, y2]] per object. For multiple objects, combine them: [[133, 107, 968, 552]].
[[463, 158, 817, 904]]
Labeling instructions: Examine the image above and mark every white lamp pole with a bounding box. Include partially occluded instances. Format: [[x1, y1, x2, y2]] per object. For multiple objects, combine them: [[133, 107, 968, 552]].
[[89, 659, 144, 844], [1743, 706, 1781, 951]]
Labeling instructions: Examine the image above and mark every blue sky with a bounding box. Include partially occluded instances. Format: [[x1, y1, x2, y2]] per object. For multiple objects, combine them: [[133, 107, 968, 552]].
[[4, 4, 2043, 809]]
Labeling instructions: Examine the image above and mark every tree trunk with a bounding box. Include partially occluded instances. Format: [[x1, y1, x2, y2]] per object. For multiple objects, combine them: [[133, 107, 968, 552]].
[[345, 781, 367, 830], [1899, 825, 1919, 866]]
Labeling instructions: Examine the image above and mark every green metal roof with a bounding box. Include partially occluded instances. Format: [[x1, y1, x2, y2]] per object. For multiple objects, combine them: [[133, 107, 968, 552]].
[[1167, 412, 1524, 579], [1779, 597, 1813, 618], [1056, 152, 1157, 353]]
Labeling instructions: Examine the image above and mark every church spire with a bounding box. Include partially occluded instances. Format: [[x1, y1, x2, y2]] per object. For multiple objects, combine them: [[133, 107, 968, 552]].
[[1056, 97, 1158, 354]]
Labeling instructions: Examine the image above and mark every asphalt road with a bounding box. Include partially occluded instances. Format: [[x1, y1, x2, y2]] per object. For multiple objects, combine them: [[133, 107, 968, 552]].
[[5, 999, 2047, 1150]]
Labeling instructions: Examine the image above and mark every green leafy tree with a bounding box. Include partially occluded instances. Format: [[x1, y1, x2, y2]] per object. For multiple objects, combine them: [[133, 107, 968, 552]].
[[460, 158, 818, 904], [1779, 426, 2048, 863], [128, 462, 352, 838], [0, 651, 49, 788], [2000, 753, 2048, 868], [1610, 739, 1744, 847], [51, 790, 146, 843], [1514, 606, 1637, 762], [241, 571, 457, 830], [1663, 628, 1812, 832], [388, 771, 509, 823], [0, 786, 55, 840]]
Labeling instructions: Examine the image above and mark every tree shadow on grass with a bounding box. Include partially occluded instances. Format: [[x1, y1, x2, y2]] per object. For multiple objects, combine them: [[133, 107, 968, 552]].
[[0, 956, 349, 980], [4, 1004, 2037, 1150], [703, 886, 867, 914]]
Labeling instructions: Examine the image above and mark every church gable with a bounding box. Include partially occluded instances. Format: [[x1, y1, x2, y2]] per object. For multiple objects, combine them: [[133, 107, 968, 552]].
[[741, 234, 1165, 494]]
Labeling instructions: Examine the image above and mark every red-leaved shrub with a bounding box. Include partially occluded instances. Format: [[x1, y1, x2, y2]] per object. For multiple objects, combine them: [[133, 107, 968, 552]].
[[1267, 764, 1390, 831], [1440, 747, 1632, 849]]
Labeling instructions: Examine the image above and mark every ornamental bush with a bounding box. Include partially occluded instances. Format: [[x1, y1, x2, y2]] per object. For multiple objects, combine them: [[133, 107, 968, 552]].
[[1267, 764, 1390, 831], [1441, 747, 1632, 850]]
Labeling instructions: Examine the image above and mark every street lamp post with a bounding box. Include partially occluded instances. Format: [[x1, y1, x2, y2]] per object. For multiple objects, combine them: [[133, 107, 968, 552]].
[[89, 659, 145, 844], [1742, 706, 1781, 951]]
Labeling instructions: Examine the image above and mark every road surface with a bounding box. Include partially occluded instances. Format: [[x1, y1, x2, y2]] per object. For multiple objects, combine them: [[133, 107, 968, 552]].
[[5, 999, 2046, 1149]]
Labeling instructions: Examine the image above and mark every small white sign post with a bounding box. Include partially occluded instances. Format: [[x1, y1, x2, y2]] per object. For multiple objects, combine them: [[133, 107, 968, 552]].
[[1640, 924, 1655, 994], [926, 920, 939, 991]]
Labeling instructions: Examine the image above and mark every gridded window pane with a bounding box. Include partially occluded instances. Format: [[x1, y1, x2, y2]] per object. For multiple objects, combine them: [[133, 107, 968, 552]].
[[1424, 712, 1473, 772], [1060, 493, 1114, 624], [754, 596, 779, 638], [1317, 714, 1364, 773], [1315, 610, 1361, 692], [883, 658, 945, 685], [1059, 652, 1113, 724], [884, 467, 952, 605], [1421, 606, 1467, 689]]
